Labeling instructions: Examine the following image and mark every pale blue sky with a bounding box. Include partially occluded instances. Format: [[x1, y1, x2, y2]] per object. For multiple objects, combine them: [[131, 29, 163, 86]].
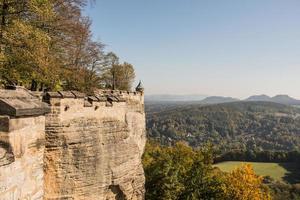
[[85, 0, 300, 98]]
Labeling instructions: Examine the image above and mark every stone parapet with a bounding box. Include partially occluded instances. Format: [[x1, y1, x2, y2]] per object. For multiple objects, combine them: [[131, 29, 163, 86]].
[[0, 87, 146, 200], [0, 87, 50, 117]]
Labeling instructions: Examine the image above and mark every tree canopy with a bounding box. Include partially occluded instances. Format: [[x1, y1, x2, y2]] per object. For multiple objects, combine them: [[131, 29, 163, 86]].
[[0, 0, 136, 92], [143, 141, 271, 200]]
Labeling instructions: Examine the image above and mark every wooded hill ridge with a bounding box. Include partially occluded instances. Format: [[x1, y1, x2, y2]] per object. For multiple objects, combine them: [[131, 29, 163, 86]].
[[146, 101, 300, 152]]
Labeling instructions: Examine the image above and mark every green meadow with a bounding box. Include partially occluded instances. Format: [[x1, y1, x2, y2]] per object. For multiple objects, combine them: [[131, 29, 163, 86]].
[[214, 161, 300, 184]]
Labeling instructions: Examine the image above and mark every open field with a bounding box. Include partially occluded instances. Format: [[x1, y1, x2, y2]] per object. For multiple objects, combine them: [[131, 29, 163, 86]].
[[214, 161, 300, 184]]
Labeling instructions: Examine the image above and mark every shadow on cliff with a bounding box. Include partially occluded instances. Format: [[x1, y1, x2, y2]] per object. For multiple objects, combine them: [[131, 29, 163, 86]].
[[109, 185, 125, 200], [0, 141, 15, 166]]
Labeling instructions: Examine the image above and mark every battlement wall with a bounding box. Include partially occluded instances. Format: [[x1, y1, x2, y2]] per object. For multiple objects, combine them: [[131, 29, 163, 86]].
[[0, 87, 146, 200], [43, 90, 146, 200]]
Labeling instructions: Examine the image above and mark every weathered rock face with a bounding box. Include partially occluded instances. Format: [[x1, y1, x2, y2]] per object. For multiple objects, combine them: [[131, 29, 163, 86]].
[[0, 116, 46, 200], [0, 88, 49, 200], [44, 91, 146, 200], [0, 88, 146, 200]]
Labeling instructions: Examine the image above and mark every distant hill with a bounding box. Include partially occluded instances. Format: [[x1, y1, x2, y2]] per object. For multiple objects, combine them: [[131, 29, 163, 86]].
[[245, 94, 300, 105], [245, 94, 272, 102], [199, 96, 240, 104], [145, 94, 207, 102], [145, 94, 300, 106], [271, 95, 300, 105], [146, 101, 300, 152]]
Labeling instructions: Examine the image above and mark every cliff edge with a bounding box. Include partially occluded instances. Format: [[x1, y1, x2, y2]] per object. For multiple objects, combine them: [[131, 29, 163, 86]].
[[0, 87, 146, 200]]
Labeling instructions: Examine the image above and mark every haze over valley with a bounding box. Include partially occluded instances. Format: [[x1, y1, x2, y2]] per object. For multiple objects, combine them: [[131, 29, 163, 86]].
[[146, 93, 300, 105]]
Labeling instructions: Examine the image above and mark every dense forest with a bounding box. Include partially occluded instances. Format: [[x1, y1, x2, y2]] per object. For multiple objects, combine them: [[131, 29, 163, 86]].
[[145, 101, 300, 199], [146, 101, 300, 153]]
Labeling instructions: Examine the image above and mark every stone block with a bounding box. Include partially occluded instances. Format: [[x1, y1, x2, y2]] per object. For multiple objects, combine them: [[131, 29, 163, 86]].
[[71, 91, 86, 99], [45, 92, 62, 98], [88, 96, 98, 102], [0, 88, 50, 117], [95, 94, 107, 102], [58, 91, 76, 98]]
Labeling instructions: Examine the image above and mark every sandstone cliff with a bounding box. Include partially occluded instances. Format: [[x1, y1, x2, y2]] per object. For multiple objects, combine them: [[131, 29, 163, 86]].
[[0, 88, 146, 200], [0, 88, 49, 200]]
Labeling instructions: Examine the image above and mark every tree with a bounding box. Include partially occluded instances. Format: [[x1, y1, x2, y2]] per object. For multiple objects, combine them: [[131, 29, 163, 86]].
[[179, 150, 225, 200], [0, 0, 136, 92], [0, 0, 58, 88], [58, 16, 105, 93], [100, 52, 119, 89], [223, 164, 272, 200], [0, 0, 108, 92], [45, 0, 105, 92], [143, 142, 224, 200], [143, 141, 273, 200], [111, 62, 135, 91], [143, 142, 194, 200], [99, 52, 136, 91]]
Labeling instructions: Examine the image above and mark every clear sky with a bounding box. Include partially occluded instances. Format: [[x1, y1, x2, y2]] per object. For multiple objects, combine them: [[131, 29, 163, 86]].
[[85, 0, 300, 99]]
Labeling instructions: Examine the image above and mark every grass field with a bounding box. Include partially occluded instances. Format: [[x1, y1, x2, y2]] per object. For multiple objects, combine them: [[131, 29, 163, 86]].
[[214, 161, 300, 183]]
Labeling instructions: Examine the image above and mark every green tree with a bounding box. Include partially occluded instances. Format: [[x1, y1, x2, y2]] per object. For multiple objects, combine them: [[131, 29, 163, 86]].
[[143, 141, 274, 200], [0, 1, 136, 92], [143, 142, 225, 200], [0, 0, 57, 87], [0, 0, 109, 92], [100, 52, 119, 89], [100, 52, 136, 91], [111, 62, 135, 91], [180, 146, 225, 200], [144, 142, 194, 200]]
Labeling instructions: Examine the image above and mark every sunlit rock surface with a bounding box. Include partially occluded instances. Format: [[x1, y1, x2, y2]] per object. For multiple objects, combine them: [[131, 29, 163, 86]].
[[0, 88, 49, 200], [0, 88, 146, 200]]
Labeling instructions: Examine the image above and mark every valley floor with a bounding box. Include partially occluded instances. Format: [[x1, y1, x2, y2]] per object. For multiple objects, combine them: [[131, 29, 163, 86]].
[[214, 161, 300, 184]]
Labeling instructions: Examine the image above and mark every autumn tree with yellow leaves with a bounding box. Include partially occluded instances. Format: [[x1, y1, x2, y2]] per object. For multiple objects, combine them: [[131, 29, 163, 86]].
[[0, 0, 136, 92], [222, 164, 272, 200], [0, 0, 57, 87]]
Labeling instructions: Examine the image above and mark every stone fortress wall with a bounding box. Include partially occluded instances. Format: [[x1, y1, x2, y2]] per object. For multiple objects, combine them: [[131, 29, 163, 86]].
[[0, 86, 146, 200]]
